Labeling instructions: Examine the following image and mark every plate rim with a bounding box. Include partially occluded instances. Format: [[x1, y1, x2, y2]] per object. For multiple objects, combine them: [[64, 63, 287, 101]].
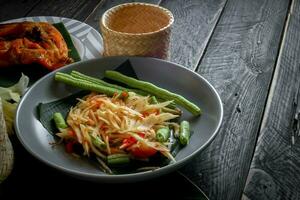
[[14, 56, 223, 181]]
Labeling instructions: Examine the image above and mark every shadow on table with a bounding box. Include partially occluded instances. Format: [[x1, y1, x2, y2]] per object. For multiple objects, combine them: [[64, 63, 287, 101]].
[[0, 136, 207, 200], [0, 64, 50, 87]]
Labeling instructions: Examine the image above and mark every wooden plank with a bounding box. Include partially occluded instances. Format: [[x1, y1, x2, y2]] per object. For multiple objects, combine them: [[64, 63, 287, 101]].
[[161, 0, 227, 70], [27, 0, 102, 21], [179, 0, 291, 199], [242, 0, 300, 199], [84, 0, 160, 30], [0, 0, 40, 21]]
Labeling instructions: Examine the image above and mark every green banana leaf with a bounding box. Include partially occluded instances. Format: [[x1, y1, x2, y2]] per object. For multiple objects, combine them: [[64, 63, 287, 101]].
[[53, 23, 81, 63]]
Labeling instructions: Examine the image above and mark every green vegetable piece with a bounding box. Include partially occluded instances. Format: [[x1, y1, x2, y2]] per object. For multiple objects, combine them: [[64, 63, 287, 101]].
[[104, 70, 201, 116], [156, 127, 170, 142], [150, 96, 159, 104], [70, 71, 148, 96], [179, 120, 190, 145], [90, 134, 106, 149], [55, 72, 122, 96], [0, 73, 29, 135], [53, 23, 81, 62], [0, 73, 29, 102], [53, 112, 68, 130], [107, 154, 130, 166]]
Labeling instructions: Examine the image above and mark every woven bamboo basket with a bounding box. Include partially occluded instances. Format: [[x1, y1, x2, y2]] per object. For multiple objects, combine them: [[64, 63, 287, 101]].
[[100, 3, 174, 59]]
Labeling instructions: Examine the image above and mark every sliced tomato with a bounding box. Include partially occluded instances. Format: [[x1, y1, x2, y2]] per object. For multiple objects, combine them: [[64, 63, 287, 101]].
[[65, 141, 76, 153], [122, 136, 137, 148], [130, 143, 157, 158], [137, 132, 145, 138], [121, 132, 145, 149]]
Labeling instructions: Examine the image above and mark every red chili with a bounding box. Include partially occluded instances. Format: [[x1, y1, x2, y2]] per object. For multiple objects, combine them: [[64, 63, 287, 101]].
[[155, 109, 160, 115], [121, 91, 128, 98], [142, 111, 148, 118], [113, 92, 119, 98], [100, 124, 108, 132], [142, 109, 160, 117]]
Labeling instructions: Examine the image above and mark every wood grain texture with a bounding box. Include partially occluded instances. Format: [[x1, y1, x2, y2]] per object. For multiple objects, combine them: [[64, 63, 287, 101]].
[[27, 0, 102, 21], [84, 0, 160, 31], [0, 0, 40, 21], [179, 0, 290, 199], [160, 0, 227, 70], [243, 0, 300, 199]]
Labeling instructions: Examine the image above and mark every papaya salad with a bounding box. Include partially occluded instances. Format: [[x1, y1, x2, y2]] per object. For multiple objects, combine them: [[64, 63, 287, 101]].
[[52, 70, 201, 174]]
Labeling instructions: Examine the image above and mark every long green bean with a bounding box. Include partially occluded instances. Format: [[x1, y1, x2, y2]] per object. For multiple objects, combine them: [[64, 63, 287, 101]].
[[107, 154, 130, 166], [55, 72, 122, 96], [70, 71, 148, 96], [104, 70, 201, 116]]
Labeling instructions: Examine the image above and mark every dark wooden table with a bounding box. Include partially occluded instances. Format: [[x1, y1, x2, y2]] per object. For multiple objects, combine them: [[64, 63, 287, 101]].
[[1, 0, 300, 199]]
